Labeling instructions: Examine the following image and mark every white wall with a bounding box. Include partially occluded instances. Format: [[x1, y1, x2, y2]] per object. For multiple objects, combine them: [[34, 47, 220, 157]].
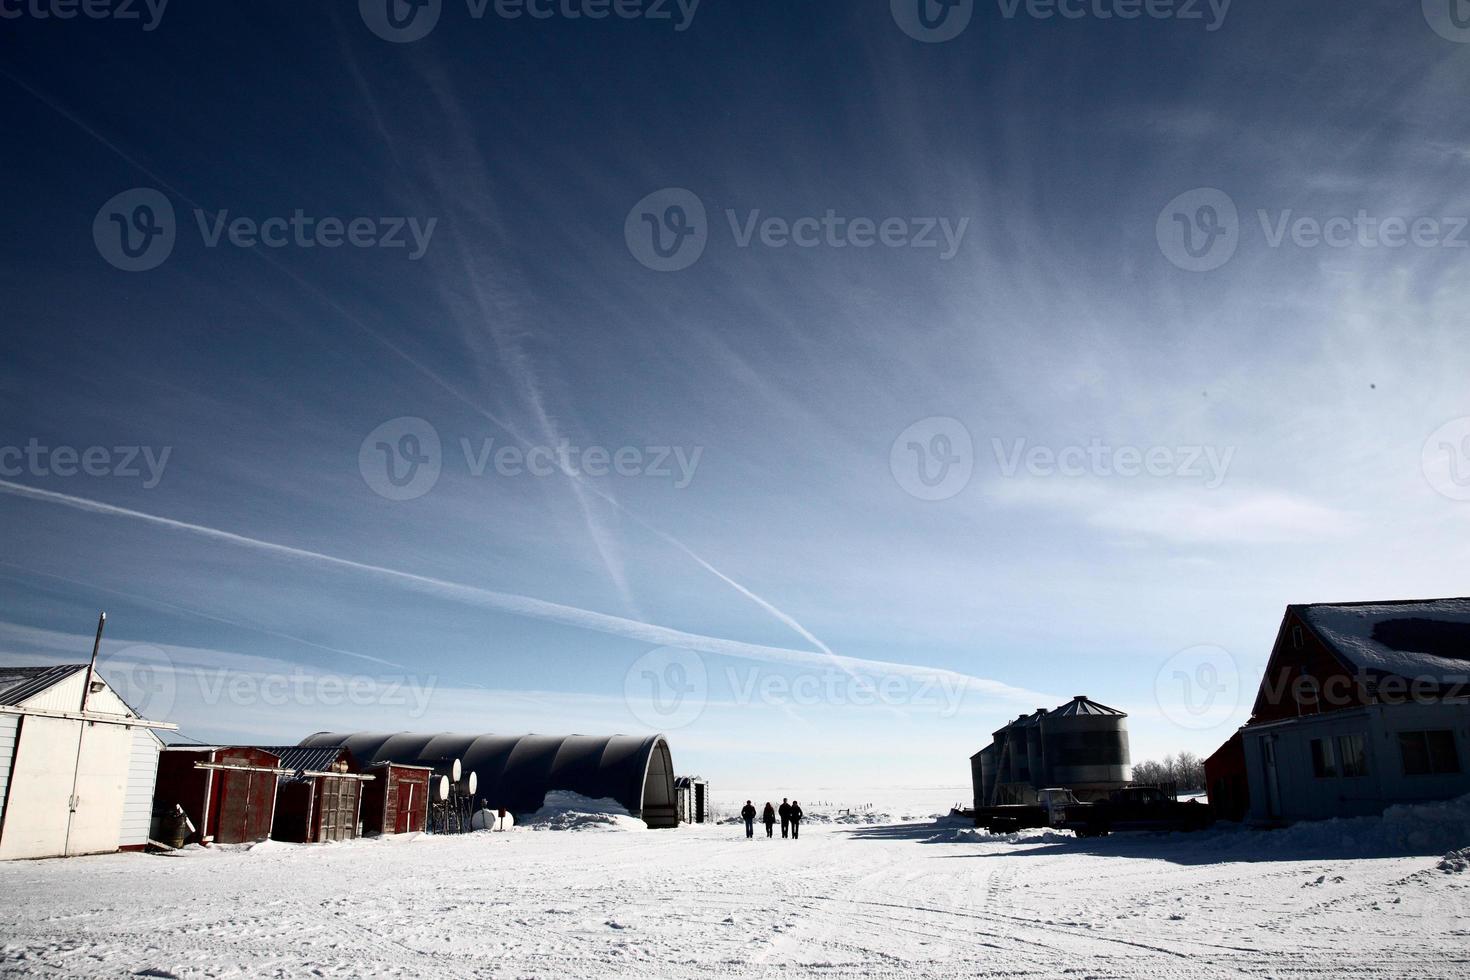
[[119, 729, 161, 848], [0, 715, 17, 831]]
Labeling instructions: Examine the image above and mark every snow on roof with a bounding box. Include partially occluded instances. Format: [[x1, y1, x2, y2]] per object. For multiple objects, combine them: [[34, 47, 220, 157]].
[[1297, 599, 1470, 683], [0, 664, 88, 707]]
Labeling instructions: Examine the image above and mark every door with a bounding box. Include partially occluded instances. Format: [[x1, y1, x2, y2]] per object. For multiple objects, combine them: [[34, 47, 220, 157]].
[[1261, 737, 1281, 820]]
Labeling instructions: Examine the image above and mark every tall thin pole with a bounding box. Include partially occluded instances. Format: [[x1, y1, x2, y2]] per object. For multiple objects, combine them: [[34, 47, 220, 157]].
[[79, 612, 106, 713], [64, 612, 107, 856]]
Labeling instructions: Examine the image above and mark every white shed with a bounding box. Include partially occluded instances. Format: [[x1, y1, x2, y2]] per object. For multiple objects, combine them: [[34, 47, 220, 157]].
[[0, 664, 175, 860]]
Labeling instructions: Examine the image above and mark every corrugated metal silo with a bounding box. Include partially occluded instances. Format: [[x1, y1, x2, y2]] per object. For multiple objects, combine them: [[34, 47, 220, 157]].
[[1005, 715, 1031, 786], [1040, 695, 1132, 787], [1024, 708, 1049, 789], [978, 742, 998, 807]]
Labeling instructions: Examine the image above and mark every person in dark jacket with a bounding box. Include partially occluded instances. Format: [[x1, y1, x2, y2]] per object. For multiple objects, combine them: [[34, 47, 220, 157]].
[[762, 802, 776, 837], [778, 798, 791, 838], [789, 800, 804, 839], [741, 800, 756, 838]]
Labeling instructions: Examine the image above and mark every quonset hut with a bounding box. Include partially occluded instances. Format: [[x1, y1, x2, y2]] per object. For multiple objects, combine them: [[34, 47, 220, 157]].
[[300, 733, 678, 828]]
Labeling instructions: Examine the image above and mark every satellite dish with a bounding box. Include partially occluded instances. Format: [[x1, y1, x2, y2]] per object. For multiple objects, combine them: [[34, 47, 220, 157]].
[[466, 771, 478, 796], [436, 775, 450, 802], [451, 758, 462, 783]]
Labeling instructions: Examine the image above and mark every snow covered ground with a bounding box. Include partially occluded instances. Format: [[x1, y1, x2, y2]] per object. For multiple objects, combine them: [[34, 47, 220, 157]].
[[2, 795, 1468, 979]]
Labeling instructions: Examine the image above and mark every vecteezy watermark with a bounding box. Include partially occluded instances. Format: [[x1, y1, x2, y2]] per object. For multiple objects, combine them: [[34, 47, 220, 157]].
[[0, 439, 172, 488], [360, 417, 705, 500], [192, 668, 437, 716], [360, 417, 443, 501], [891, 0, 1230, 43], [621, 646, 970, 730], [625, 646, 708, 730], [0, 0, 168, 31], [993, 438, 1234, 489], [1156, 188, 1240, 273], [891, 417, 975, 501], [625, 188, 709, 272], [1158, 187, 1470, 273], [1154, 644, 1242, 731], [626, 188, 971, 272], [1423, 0, 1470, 43], [1422, 417, 1470, 502], [360, 0, 700, 43], [93, 188, 438, 271], [106, 644, 178, 719], [725, 665, 968, 717]]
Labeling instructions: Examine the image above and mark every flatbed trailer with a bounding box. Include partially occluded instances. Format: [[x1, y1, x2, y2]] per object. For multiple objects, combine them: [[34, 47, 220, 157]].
[[974, 787, 1214, 837]]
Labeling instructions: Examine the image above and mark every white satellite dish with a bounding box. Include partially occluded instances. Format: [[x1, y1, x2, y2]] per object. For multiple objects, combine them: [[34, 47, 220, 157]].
[[451, 758, 462, 783], [435, 775, 450, 802], [466, 771, 478, 796]]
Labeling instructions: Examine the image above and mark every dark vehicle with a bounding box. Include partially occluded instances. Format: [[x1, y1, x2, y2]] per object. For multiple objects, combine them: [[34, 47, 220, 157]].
[[974, 786, 1214, 838]]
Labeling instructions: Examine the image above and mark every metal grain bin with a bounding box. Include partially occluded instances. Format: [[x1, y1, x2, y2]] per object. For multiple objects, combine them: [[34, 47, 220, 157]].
[[970, 743, 1000, 810], [1039, 696, 1132, 786], [1024, 708, 1049, 789], [1005, 715, 1032, 786]]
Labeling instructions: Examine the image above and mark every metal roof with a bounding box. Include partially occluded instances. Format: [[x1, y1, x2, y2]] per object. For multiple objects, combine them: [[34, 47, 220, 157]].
[[250, 745, 350, 782], [1048, 695, 1127, 717], [1295, 598, 1470, 683], [0, 664, 88, 707], [301, 732, 673, 820]]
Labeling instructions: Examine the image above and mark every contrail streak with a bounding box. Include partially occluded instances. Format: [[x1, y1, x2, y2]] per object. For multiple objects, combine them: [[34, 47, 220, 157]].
[[0, 479, 1045, 703]]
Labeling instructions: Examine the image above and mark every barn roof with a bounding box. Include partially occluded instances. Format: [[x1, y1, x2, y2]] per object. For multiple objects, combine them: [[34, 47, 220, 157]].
[[1295, 598, 1470, 683], [0, 664, 88, 706]]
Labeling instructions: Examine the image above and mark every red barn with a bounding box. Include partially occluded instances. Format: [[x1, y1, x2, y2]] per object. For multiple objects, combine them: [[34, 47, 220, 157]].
[[152, 747, 284, 846], [360, 762, 432, 836]]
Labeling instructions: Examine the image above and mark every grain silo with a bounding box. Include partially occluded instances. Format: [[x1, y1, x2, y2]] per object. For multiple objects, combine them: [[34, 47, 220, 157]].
[[1024, 708, 1049, 789], [1039, 696, 1132, 800]]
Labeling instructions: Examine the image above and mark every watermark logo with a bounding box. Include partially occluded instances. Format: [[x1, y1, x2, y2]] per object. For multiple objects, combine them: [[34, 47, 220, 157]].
[[362, 0, 699, 43], [891, 417, 974, 501], [0, 0, 169, 31], [624, 646, 707, 730], [626, 187, 708, 272], [1157, 187, 1239, 272], [93, 188, 176, 272], [1154, 644, 1241, 731], [891, 0, 974, 42], [0, 439, 172, 488], [993, 438, 1233, 488], [360, 0, 442, 42], [105, 643, 178, 720], [1423, 417, 1470, 502], [360, 417, 443, 501], [1424, 0, 1470, 42]]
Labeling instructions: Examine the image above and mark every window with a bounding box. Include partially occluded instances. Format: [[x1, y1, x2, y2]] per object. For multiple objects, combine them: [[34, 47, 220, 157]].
[[1398, 730, 1463, 776], [1336, 734, 1367, 777], [1310, 738, 1336, 778]]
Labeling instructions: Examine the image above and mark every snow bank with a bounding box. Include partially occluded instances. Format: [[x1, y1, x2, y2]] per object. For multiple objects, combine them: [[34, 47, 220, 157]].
[[520, 791, 645, 832], [1188, 792, 1470, 858]]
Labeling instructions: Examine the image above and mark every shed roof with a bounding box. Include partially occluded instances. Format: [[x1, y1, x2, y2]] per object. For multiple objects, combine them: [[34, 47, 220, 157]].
[[1294, 598, 1470, 683], [251, 745, 351, 782], [0, 664, 88, 706]]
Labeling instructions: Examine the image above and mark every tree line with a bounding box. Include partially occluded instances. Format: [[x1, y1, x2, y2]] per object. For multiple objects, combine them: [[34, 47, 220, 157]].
[[1131, 751, 1205, 793]]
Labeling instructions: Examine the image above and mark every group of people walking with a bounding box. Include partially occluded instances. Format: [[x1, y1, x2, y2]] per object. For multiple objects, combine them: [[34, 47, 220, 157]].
[[740, 798, 803, 839]]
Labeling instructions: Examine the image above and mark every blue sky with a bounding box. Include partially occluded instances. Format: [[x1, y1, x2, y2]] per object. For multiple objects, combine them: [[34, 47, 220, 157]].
[[3, 0, 1470, 790]]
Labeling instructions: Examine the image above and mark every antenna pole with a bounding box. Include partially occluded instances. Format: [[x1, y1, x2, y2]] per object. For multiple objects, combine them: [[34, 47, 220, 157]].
[[79, 611, 106, 714]]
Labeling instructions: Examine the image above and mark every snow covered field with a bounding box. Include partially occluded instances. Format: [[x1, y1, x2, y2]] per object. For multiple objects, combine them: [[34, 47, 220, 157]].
[[2, 798, 1469, 979]]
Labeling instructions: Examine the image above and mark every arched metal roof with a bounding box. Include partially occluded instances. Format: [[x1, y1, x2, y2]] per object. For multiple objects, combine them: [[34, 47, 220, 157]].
[[299, 732, 678, 828]]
